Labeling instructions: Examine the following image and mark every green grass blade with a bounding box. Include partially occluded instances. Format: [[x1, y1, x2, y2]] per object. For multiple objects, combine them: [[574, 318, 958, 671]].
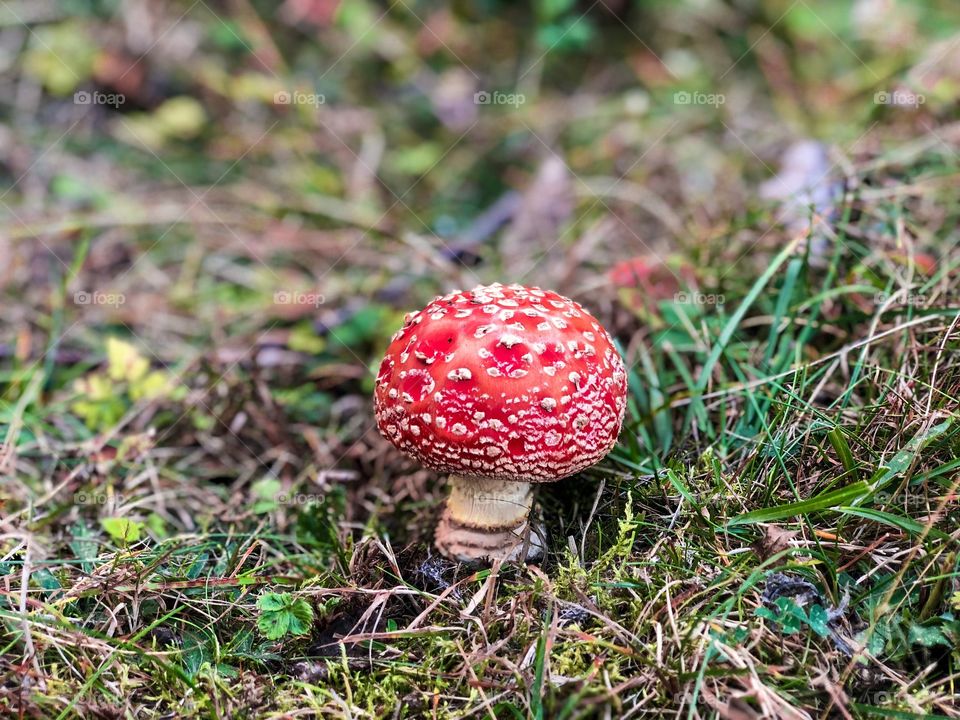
[[693, 235, 801, 396], [727, 481, 871, 526], [827, 426, 858, 479], [835, 506, 950, 541]]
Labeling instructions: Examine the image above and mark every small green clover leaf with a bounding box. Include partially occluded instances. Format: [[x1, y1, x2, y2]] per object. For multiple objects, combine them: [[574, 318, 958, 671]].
[[756, 597, 832, 637]]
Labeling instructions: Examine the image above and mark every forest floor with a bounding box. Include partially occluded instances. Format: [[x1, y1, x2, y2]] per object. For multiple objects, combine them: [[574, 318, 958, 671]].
[[2, 1, 960, 718]]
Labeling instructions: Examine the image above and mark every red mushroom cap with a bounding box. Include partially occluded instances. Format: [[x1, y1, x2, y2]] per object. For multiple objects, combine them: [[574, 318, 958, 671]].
[[374, 283, 628, 482]]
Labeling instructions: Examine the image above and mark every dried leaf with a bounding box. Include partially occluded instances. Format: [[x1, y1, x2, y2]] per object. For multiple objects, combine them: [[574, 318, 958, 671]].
[[753, 524, 798, 559]]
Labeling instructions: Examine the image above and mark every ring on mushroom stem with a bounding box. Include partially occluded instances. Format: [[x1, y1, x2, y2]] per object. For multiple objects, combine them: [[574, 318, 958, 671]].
[[437, 476, 544, 563], [374, 283, 627, 564]]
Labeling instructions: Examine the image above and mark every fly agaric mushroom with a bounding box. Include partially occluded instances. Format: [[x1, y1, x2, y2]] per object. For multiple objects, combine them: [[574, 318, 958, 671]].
[[374, 283, 627, 563]]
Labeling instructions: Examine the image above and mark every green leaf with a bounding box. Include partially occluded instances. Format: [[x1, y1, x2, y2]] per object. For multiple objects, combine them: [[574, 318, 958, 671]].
[[209, 19, 250, 51], [860, 620, 889, 656], [285, 601, 314, 636], [288, 322, 326, 354], [107, 337, 149, 383], [22, 22, 97, 94], [181, 628, 211, 678], [260, 609, 290, 639], [756, 597, 835, 638], [256, 592, 314, 640], [536, 18, 594, 50], [146, 512, 168, 539], [100, 517, 143, 544], [908, 622, 950, 648], [72, 374, 126, 430], [257, 592, 287, 613], [32, 568, 62, 593], [155, 96, 207, 139], [251, 476, 282, 514], [807, 605, 831, 637], [777, 597, 808, 634], [386, 143, 443, 177], [130, 370, 173, 401], [538, 0, 577, 21], [186, 552, 209, 580]]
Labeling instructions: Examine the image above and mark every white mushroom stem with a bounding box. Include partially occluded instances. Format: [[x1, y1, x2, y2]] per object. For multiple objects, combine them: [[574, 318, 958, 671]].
[[435, 476, 545, 563], [447, 476, 532, 528]]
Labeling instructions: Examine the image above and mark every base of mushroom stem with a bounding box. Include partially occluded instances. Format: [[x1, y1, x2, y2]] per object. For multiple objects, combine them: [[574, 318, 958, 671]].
[[435, 511, 546, 564], [435, 477, 546, 564]]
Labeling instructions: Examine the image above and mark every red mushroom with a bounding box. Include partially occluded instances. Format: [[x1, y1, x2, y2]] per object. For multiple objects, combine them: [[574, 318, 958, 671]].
[[374, 283, 628, 563]]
